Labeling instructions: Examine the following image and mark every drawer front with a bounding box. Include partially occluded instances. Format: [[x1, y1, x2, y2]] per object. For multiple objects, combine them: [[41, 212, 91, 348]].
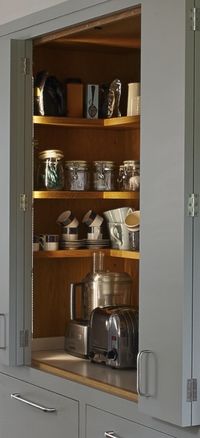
[[0, 373, 79, 438], [86, 406, 174, 438]]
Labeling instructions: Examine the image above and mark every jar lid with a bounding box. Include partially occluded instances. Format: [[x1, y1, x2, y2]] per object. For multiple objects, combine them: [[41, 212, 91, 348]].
[[39, 149, 64, 160], [93, 160, 115, 169], [65, 160, 89, 169], [123, 160, 140, 167]]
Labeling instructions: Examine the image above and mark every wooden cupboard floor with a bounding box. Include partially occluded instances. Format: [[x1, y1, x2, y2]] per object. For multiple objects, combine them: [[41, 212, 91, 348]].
[[32, 350, 138, 402]]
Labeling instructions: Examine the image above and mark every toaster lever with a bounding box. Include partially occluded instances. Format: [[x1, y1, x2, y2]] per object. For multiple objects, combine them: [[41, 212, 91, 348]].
[[88, 351, 95, 359]]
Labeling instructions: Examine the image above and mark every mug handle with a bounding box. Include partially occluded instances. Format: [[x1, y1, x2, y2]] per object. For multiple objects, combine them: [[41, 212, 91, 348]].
[[127, 207, 134, 215], [39, 235, 45, 249], [110, 224, 122, 245]]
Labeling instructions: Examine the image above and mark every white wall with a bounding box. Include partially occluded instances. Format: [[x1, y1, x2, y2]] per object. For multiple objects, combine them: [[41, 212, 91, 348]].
[[0, 0, 67, 25]]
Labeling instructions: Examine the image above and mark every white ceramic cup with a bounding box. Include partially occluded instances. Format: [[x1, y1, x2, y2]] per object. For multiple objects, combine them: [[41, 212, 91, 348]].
[[108, 222, 130, 250], [40, 234, 59, 251], [104, 207, 133, 224], [33, 235, 40, 251], [127, 83, 141, 116], [56, 210, 79, 228], [82, 210, 104, 227], [61, 227, 78, 241], [124, 210, 140, 229], [33, 242, 40, 251], [87, 226, 102, 240], [43, 241, 59, 251]]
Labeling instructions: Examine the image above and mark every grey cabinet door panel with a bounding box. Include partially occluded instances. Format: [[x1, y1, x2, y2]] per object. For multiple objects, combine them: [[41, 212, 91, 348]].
[[0, 37, 33, 367], [0, 373, 79, 438], [139, 0, 194, 427], [86, 405, 174, 438]]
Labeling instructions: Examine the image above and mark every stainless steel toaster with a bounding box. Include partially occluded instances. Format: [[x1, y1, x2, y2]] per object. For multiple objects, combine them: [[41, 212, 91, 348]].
[[89, 306, 138, 369]]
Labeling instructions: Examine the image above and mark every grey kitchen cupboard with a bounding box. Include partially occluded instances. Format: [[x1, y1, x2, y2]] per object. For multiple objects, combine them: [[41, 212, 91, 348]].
[[0, 372, 79, 438], [0, 0, 199, 432], [86, 405, 174, 438]]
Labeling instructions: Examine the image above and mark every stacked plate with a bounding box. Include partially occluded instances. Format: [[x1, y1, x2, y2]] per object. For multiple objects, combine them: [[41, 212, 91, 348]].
[[84, 238, 110, 249], [60, 239, 85, 250]]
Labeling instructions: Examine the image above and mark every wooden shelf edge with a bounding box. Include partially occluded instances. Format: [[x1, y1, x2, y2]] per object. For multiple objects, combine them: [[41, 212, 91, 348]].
[[33, 249, 140, 260], [32, 359, 138, 403], [33, 115, 140, 129], [109, 249, 140, 260], [33, 190, 140, 200]]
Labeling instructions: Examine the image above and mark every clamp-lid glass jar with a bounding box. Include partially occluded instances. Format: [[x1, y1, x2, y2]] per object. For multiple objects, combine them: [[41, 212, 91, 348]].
[[123, 160, 140, 191], [117, 164, 125, 190], [65, 160, 90, 191], [37, 149, 64, 190], [93, 161, 116, 191]]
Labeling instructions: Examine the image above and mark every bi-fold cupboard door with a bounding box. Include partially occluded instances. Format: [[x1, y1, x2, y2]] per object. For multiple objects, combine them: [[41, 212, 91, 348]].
[[139, 0, 197, 427], [0, 38, 32, 368], [0, 0, 199, 429]]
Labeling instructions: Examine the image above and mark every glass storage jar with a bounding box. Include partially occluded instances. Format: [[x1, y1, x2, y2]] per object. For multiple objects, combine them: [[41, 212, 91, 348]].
[[37, 149, 64, 190], [93, 161, 116, 191], [65, 160, 90, 191], [123, 160, 140, 191], [117, 164, 125, 190]]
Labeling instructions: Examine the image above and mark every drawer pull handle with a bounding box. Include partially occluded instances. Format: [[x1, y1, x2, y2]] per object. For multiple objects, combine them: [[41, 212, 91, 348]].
[[104, 432, 120, 438], [11, 393, 56, 413]]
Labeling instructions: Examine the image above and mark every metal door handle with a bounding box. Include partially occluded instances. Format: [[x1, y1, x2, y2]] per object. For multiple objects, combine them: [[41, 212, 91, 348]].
[[11, 393, 56, 413], [104, 432, 121, 438], [137, 350, 153, 397]]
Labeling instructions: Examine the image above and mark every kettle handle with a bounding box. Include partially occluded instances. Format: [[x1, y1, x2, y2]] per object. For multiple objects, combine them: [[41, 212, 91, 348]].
[[70, 282, 84, 320]]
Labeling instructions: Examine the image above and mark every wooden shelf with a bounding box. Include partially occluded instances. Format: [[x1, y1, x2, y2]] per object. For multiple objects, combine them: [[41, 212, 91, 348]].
[[33, 249, 140, 260], [33, 115, 140, 129], [33, 190, 139, 200]]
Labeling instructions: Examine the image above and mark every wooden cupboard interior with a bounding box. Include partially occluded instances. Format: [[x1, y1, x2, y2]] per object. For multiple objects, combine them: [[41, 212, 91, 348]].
[[32, 6, 141, 401]]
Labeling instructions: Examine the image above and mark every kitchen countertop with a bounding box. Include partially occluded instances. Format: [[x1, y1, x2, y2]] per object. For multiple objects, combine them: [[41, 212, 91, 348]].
[[32, 350, 138, 402]]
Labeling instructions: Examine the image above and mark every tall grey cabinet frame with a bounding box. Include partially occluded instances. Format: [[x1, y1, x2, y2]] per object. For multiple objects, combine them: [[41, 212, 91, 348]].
[[0, 0, 198, 429], [192, 0, 200, 426]]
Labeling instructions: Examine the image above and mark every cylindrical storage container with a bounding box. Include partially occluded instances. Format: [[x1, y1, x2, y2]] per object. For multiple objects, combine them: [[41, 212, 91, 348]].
[[93, 161, 116, 191], [37, 149, 64, 190], [65, 160, 90, 191], [117, 164, 125, 190], [123, 160, 140, 191], [127, 82, 141, 116]]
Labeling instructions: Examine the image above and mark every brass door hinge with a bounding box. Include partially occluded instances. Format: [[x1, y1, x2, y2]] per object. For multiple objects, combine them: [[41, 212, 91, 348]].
[[190, 7, 200, 31], [21, 57, 30, 75], [19, 194, 28, 212], [187, 194, 199, 217]]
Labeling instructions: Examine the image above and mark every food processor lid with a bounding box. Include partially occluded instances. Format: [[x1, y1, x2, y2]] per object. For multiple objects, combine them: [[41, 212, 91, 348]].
[[84, 271, 132, 283]]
